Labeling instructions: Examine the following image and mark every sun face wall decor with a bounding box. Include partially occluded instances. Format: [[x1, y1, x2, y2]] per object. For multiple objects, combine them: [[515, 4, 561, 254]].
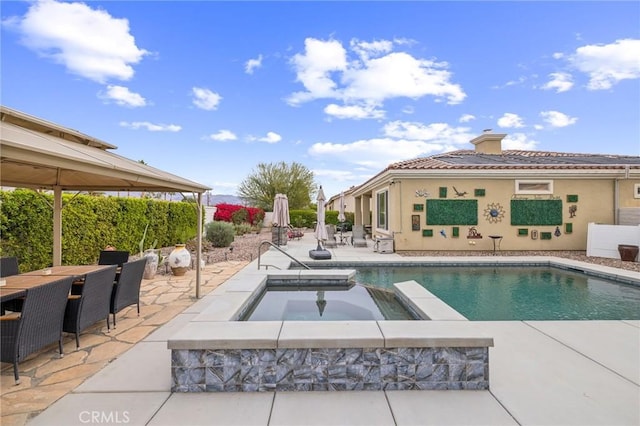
[[484, 202, 505, 223]]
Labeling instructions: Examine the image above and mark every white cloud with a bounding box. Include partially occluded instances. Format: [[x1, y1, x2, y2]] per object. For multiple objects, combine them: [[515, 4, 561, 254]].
[[570, 38, 640, 90], [382, 121, 474, 145], [5, 0, 148, 83], [309, 120, 474, 170], [287, 37, 465, 108], [539, 110, 578, 128], [502, 133, 538, 150], [100, 85, 146, 107], [120, 121, 181, 132], [459, 114, 475, 123], [541, 72, 574, 93], [497, 113, 525, 128], [192, 87, 222, 110], [324, 103, 385, 120], [492, 76, 526, 89], [208, 130, 237, 141], [309, 138, 449, 169], [251, 132, 282, 144], [245, 54, 263, 74]]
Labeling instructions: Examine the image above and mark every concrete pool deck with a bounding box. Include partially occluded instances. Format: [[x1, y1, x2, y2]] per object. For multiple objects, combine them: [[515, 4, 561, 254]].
[[20, 234, 640, 425]]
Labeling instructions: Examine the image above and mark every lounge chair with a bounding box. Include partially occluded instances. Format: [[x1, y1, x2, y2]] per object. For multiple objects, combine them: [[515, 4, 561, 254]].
[[63, 265, 118, 349], [324, 224, 338, 248], [351, 225, 368, 248], [1, 277, 74, 384], [110, 258, 146, 328]]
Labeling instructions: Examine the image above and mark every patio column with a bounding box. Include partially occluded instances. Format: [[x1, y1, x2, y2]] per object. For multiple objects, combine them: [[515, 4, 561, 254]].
[[362, 195, 371, 226], [53, 186, 62, 266], [196, 192, 203, 299], [354, 196, 362, 225]]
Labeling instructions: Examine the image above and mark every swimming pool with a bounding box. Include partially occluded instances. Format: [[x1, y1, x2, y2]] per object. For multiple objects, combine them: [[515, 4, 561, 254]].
[[352, 265, 640, 321]]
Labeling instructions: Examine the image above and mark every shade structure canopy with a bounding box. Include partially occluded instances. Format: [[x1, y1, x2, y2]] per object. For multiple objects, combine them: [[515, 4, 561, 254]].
[[0, 106, 211, 297], [314, 186, 329, 243], [272, 194, 290, 227]]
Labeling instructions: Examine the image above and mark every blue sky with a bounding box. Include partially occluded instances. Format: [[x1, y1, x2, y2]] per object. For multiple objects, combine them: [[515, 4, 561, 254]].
[[2, 1, 639, 200]]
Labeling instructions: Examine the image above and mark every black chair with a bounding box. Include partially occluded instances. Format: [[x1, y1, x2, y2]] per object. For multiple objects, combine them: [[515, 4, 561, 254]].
[[1, 277, 73, 384], [0, 256, 20, 277], [1, 257, 22, 314], [98, 250, 130, 266], [110, 258, 146, 328], [63, 265, 118, 349]]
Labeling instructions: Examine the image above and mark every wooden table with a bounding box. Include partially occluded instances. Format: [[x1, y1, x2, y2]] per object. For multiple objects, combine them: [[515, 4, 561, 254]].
[[0, 274, 67, 302], [22, 265, 114, 277]]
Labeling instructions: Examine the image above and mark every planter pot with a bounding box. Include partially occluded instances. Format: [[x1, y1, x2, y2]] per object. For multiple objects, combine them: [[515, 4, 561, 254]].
[[618, 244, 639, 262], [168, 244, 191, 276], [142, 249, 159, 279]]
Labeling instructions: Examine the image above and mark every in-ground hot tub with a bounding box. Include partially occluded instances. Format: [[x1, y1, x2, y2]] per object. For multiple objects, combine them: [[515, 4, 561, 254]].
[[168, 269, 494, 392]]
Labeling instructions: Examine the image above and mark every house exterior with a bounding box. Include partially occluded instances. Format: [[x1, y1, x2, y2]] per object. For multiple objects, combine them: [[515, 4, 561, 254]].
[[326, 187, 357, 217], [351, 131, 640, 252]]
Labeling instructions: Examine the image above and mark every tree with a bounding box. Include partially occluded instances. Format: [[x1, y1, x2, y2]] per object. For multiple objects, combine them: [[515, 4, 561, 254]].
[[237, 162, 316, 210]]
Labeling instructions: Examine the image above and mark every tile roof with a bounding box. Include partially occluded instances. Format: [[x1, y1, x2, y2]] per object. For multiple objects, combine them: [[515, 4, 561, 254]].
[[386, 150, 640, 171]]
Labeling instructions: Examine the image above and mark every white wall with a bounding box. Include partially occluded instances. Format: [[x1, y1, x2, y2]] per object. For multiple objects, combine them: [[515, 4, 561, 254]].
[[586, 222, 640, 259]]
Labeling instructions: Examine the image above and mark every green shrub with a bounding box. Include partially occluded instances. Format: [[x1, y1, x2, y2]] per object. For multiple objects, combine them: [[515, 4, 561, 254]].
[[234, 223, 253, 236], [205, 221, 235, 247], [231, 208, 248, 225]]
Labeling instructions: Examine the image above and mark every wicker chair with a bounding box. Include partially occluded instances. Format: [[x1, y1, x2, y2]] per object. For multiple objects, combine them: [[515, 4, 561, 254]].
[[0, 256, 19, 277], [63, 265, 118, 349], [1, 277, 73, 384], [110, 258, 146, 328], [98, 250, 130, 266]]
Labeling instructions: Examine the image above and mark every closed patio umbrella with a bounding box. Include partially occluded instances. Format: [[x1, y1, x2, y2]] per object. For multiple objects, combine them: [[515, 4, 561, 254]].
[[272, 193, 290, 246], [338, 191, 346, 223], [314, 186, 328, 247]]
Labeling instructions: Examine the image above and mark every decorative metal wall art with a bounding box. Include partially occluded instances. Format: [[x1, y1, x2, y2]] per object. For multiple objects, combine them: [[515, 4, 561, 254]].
[[467, 227, 482, 239], [415, 189, 430, 197], [452, 186, 468, 197], [569, 205, 577, 218], [483, 202, 505, 223], [411, 215, 420, 231]]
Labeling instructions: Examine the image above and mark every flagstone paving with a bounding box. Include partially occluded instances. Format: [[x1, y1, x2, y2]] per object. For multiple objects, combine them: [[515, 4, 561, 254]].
[[0, 261, 247, 426]]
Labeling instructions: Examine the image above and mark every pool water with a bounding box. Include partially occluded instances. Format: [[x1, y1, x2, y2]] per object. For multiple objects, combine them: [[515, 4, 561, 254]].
[[354, 266, 640, 321], [241, 284, 415, 321]]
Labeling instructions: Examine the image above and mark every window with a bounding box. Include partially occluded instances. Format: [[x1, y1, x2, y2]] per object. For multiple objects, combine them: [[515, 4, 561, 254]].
[[515, 180, 553, 195], [376, 190, 388, 230]]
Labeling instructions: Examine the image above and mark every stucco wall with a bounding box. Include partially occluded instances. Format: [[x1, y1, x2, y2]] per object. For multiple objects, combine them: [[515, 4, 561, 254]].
[[369, 177, 639, 252]]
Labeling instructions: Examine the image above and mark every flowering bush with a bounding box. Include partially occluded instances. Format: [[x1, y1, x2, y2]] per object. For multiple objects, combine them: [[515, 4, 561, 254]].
[[214, 203, 264, 225]]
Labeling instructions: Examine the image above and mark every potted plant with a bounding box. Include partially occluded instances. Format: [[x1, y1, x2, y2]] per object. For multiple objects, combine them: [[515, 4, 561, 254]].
[[168, 230, 192, 276], [139, 224, 163, 279]]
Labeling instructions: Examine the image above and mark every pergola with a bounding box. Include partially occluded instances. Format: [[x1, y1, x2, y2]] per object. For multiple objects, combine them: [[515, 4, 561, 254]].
[[0, 106, 211, 298]]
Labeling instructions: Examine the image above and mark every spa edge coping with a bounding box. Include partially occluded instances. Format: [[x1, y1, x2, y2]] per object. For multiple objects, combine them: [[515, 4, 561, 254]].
[[168, 266, 494, 351]]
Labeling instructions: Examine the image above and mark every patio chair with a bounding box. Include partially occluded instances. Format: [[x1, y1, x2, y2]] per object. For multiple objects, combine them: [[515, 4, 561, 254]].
[[0, 256, 19, 277], [324, 224, 338, 248], [98, 250, 130, 266], [110, 258, 146, 328], [351, 225, 368, 248], [1, 276, 73, 384], [63, 265, 118, 349]]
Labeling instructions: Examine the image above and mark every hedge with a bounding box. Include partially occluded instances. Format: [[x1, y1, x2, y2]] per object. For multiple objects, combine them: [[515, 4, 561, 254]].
[[0, 189, 200, 271]]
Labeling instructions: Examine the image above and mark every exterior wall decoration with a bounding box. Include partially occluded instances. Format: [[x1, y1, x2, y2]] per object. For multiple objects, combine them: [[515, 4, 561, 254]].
[[426, 200, 478, 225], [474, 189, 486, 197], [411, 215, 420, 231], [554, 226, 561, 237], [439, 187, 447, 198], [517, 228, 528, 236], [566, 194, 579, 203], [565, 223, 573, 234], [467, 227, 482, 239], [569, 205, 577, 218], [439, 229, 447, 238], [452, 186, 468, 197], [422, 229, 433, 237], [483, 202, 505, 223], [415, 189, 430, 197], [413, 203, 424, 211], [510, 199, 562, 226], [531, 230, 538, 240], [541, 232, 552, 240], [452, 227, 459, 237]]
